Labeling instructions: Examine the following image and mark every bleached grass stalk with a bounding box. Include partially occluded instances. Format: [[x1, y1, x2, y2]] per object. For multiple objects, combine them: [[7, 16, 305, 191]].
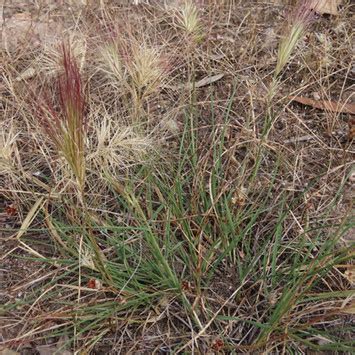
[[266, 0, 318, 126], [271, 0, 317, 95], [99, 37, 166, 121], [0, 122, 51, 195], [87, 113, 153, 174], [99, 42, 125, 85], [0, 124, 19, 174], [130, 45, 164, 98], [38, 34, 87, 77], [176, 0, 203, 42], [274, 1, 316, 78]]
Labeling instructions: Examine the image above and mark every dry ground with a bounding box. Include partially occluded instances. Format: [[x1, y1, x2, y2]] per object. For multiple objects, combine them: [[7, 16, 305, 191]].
[[1, 0, 354, 353]]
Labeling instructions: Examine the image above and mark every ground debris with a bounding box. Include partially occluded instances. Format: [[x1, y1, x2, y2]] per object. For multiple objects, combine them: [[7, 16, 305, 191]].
[[288, 95, 355, 114]]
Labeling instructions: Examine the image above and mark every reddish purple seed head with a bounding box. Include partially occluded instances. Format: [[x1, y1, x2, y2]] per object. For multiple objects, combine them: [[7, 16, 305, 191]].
[[290, 0, 318, 28], [36, 43, 86, 145], [59, 44, 86, 128]]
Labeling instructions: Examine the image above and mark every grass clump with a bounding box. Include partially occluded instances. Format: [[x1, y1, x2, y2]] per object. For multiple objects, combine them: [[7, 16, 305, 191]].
[[1, 0, 353, 353]]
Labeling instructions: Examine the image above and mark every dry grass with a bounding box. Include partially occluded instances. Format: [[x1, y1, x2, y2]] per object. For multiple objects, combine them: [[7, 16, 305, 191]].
[[1, 0, 354, 353]]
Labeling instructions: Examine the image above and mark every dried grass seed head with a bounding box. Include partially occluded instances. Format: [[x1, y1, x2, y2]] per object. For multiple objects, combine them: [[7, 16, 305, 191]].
[[176, 0, 203, 40], [0, 123, 19, 173], [87, 113, 153, 172], [275, 0, 318, 77], [130, 44, 164, 93], [99, 41, 125, 84], [39, 34, 87, 77]]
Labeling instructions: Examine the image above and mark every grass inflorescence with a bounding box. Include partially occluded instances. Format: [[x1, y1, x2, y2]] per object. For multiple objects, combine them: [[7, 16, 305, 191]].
[[38, 44, 87, 194]]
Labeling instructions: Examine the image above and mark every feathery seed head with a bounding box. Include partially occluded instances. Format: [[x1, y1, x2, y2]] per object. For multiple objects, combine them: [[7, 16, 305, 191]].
[[176, 0, 203, 41], [37, 43, 87, 189], [275, 0, 318, 78]]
